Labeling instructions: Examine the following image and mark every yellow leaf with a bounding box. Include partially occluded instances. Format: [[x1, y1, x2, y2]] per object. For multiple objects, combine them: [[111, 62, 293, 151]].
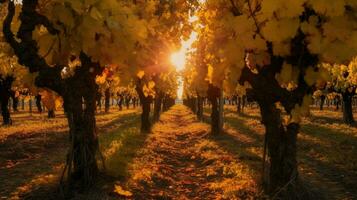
[[206, 64, 213, 83], [55, 97, 63, 110], [90, 7, 103, 21], [37, 34, 56, 59], [53, 4, 75, 28], [114, 185, 132, 197], [148, 81, 155, 89], [96, 74, 107, 84], [137, 70, 145, 79], [65, 0, 83, 13]]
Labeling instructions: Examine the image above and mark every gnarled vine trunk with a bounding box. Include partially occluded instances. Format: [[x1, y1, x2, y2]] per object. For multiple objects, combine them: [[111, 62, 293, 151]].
[[0, 76, 14, 125], [168, 97, 175, 108], [2, 0, 102, 189], [96, 92, 102, 111], [259, 101, 299, 196], [185, 97, 197, 113], [60, 54, 101, 187], [21, 98, 25, 110], [10, 90, 18, 112], [334, 96, 341, 111], [319, 95, 325, 110], [153, 92, 163, 122], [136, 80, 152, 133], [239, 49, 315, 198], [342, 92, 355, 125], [242, 95, 246, 112], [132, 97, 137, 109], [191, 98, 197, 114], [197, 96, 203, 121], [125, 96, 131, 109], [104, 88, 110, 113], [35, 95, 42, 113], [237, 96, 242, 113], [0, 90, 11, 125], [208, 84, 223, 134], [117, 95, 123, 111], [162, 95, 170, 112], [140, 96, 152, 132], [48, 109, 55, 118]]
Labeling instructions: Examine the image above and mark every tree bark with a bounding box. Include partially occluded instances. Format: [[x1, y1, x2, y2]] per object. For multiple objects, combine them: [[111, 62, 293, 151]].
[[117, 95, 123, 111], [0, 76, 14, 125], [35, 95, 43, 113], [0, 91, 11, 125], [319, 95, 325, 110], [140, 96, 151, 132], [242, 95, 246, 112], [96, 92, 102, 112], [219, 91, 224, 130], [64, 94, 98, 187], [132, 97, 137, 109], [104, 88, 110, 113], [259, 101, 299, 196], [48, 109, 55, 118], [21, 98, 25, 110], [192, 98, 197, 113], [2, 1, 102, 188], [136, 80, 152, 133], [163, 96, 169, 112], [208, 84, 222, 134], [237, 96, 242, 113], [334, 96, 341, 111], [10, 90, 18, 112], [153, 93, 163, 122], [125, 96, 130, 109], [169, 97, 175, 108], [29, 97, 32, 114], [342, 92, 355, 125], [197, 96, 203, 121], [60, 55, 101, 187]]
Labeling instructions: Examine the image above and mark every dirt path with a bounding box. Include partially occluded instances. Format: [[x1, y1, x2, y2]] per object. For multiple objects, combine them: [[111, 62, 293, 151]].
[[126, 105, 257, 199]]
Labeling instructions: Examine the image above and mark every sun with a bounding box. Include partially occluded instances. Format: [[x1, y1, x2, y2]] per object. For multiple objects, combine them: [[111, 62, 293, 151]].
[[170, 32, 197, 71], [169, 17, 198, 99], [170, 50, 186, 71]]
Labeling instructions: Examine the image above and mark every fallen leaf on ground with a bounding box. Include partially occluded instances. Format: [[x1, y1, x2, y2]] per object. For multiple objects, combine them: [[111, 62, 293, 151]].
[[114, 184, 133, 197]]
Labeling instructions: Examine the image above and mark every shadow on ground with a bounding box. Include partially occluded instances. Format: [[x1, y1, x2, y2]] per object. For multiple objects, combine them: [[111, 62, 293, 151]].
[[0, 110, 143, 200]]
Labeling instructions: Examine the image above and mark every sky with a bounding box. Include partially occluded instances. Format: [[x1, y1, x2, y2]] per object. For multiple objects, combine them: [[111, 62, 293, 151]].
[[170, 31, 198, 71], [171, 32, 197, 99], [171, 25, 198, 99]]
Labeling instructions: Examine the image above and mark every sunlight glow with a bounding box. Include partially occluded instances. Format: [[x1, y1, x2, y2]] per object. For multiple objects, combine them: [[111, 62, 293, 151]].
[[170, 32, 197, 71], [177, 77, 184, 101], [172, 14, 199, 99], [172, 32, 197, 99], [170, 51, 186, 71]]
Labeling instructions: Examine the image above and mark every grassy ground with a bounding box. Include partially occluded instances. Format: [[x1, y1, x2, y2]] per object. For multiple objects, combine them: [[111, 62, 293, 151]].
[[205, 105, 357, 199], [0, 108, 142, 200], [1, 105, 263, 200], [1, 104, 356, 199]]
